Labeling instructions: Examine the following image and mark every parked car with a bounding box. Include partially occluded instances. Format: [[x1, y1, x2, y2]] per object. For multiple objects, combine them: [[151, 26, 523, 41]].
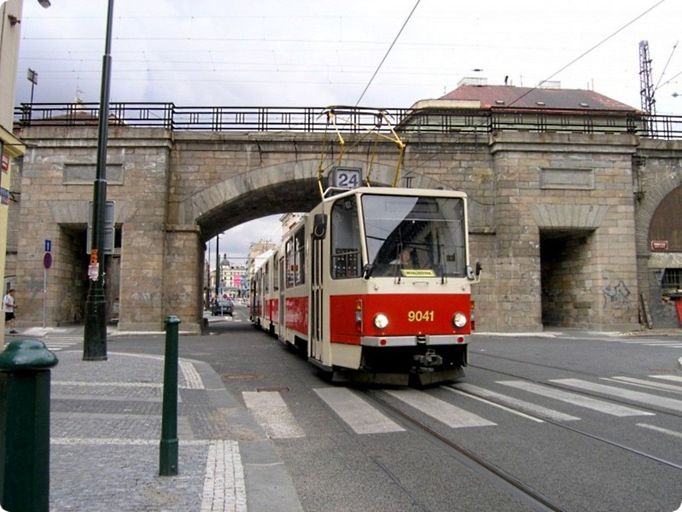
[[211, 298, 234, 316]]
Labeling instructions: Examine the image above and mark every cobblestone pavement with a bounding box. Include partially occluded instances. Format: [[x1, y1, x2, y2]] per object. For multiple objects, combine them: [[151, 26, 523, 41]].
[[4, 340, 302, 512]]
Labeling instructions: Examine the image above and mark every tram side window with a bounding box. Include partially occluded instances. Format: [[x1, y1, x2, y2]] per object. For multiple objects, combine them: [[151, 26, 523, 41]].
[[331, 198, 361, 279], [286, 228, 306, 287], [294, 228, 305, 286], [273, 257, 279, 291], [286, 239, 295, 287]]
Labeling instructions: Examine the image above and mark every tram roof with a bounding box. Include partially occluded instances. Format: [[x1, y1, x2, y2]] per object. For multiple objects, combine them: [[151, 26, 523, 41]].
[[321, 186, 468, 203]]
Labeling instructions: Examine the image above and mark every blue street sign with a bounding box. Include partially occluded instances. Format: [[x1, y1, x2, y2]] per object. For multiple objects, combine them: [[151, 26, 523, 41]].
[[44, 239, 52, 252]]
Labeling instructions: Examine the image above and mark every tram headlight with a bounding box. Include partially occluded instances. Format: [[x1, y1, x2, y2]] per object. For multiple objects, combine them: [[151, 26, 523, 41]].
[[452, 312, 467, 328], [374, 313, 389, 329]]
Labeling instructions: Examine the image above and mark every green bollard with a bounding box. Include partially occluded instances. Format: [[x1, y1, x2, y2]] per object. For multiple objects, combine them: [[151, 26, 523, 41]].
[[0, 339, 58, 512], [159, 315, 180, 476]]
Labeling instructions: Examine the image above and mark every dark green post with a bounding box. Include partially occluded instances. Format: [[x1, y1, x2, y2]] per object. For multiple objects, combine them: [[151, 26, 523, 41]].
[[159, 315, 180, 476], [0, 340, 58, 512]]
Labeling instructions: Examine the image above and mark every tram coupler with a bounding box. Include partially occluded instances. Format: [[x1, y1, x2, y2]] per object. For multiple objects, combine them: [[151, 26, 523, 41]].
[[413, 349, 443, 368]]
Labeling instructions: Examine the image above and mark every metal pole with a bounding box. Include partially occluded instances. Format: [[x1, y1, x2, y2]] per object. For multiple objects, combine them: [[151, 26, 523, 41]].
[[159, 315, 180, 476], [42, 268, 46, 329], [215, 235, 220, 299], [0, 340, 58, 512], [83, 0, 114, 361]]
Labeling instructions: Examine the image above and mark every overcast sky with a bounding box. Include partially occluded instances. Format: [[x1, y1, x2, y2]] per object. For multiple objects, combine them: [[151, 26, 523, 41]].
[[11, 0, 682, 259]]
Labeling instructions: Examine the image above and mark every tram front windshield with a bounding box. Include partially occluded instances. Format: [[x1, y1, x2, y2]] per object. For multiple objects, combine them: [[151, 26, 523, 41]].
[[362, 194, 467, 277]]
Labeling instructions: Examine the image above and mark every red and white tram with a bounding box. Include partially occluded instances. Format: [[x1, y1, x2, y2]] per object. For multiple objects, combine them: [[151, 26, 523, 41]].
[[251, 186, 480, 386]]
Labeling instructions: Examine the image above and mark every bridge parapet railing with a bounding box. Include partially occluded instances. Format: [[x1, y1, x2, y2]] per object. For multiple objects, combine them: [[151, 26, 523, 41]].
[[13, 103, 682, 140], [14, 102, 175, 129]]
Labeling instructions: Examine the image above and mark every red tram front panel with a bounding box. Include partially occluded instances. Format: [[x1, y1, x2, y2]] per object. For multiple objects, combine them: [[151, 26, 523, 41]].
[[329, 293, 471, 345]]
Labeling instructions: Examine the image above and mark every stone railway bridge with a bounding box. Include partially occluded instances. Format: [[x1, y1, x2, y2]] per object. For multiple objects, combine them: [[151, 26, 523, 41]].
[[8, 104, 682, 333]]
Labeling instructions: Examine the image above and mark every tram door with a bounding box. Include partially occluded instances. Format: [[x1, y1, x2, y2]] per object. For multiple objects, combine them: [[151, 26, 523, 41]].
[[310, 236, 324, 361], [278, 256, 285, 338]]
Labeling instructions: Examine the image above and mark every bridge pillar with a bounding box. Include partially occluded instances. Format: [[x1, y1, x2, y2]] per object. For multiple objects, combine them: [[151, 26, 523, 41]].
[[163, 225, 203, 334]]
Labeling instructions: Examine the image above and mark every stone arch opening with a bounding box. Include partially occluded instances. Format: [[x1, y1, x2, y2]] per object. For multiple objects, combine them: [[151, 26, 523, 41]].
[[646, 184, 682, 327], [531, 204, 609, 328]]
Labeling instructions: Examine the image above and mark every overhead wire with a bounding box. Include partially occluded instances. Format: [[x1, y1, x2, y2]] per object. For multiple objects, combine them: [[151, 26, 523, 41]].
[[354, 0, 420, 107], [506, 0, 667, 108], [402, 0, 670, 184], [654, 41, 678, 92]]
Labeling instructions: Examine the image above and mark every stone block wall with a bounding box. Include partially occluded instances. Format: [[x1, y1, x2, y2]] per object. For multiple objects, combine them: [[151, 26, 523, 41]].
[[633, 139, 682, 328], [9, 125, 681, 333]]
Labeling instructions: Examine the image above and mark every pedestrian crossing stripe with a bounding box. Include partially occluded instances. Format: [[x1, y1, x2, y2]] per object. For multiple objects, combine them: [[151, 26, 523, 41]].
[[445, 386, 545, 423], [448, 383, 580, 422], [242, 391, 305, 439], [499, 380, 654, 417], [551, 378, 682, 413], [384, 389, 497, 428], [314, 387, 405, 434], [43, 339, 81, 351], [651, 375, 682, 384], [602, 376, 682, 394], [240, 376, 682, 438]]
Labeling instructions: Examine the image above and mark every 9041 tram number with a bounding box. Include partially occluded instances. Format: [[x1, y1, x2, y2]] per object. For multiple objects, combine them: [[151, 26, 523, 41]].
[[407, 310, 435, 322]]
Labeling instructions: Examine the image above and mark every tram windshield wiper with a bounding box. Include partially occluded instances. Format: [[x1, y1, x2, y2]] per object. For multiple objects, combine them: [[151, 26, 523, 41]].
[[363, 263, 375, 279]]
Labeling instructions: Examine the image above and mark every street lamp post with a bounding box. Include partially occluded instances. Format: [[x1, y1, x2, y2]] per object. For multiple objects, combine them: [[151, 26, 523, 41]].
[[27, 68, 37, 104], [83, 0, 115, 361]]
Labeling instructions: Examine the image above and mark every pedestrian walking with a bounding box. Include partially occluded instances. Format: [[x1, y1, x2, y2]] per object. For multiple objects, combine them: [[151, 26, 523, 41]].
[[3, 288, 18, 334]]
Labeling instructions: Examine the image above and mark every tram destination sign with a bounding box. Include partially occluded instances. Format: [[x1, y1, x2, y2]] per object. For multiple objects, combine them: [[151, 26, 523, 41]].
[[330, 166, 362, 190]]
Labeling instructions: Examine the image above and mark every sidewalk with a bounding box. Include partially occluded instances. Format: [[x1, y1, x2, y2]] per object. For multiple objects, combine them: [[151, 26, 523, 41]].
[[3, 336, 303, 512]]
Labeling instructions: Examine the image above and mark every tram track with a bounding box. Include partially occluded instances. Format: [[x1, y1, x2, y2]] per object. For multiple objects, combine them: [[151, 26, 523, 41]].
[[365, 390, 570, 512]]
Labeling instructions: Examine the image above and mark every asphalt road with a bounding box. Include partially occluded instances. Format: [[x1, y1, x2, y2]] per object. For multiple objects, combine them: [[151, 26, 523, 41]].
[[108, 306, 682, 512]]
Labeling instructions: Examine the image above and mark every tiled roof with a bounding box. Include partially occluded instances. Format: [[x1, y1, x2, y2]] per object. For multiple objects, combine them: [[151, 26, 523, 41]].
[[440, 84, 637, 112]]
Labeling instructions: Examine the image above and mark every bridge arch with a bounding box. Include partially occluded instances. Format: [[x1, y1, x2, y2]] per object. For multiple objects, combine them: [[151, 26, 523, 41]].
[[183, 158, 450, 239]]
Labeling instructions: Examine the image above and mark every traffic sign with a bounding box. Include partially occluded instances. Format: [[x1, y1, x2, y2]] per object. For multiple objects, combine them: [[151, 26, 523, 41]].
[[43, 252, 52, 269], [44, 239, 52, 252]]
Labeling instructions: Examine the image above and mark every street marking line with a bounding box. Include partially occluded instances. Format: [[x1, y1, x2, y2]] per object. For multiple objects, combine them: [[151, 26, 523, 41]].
[[51, 437, 210, 446], [53, 381, 162, 388], [201, 440, 247, 512], [242, 391, 305, 439], [314, 387, 405, 434], [449, 383, 580, 422], [602, 376, 682, 394], [385, 389, 496, 428], [499, 381, 653, 417], [636, 423, 682, 440], [551, 378, 682, 413], [651, 375, 682, 384]]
